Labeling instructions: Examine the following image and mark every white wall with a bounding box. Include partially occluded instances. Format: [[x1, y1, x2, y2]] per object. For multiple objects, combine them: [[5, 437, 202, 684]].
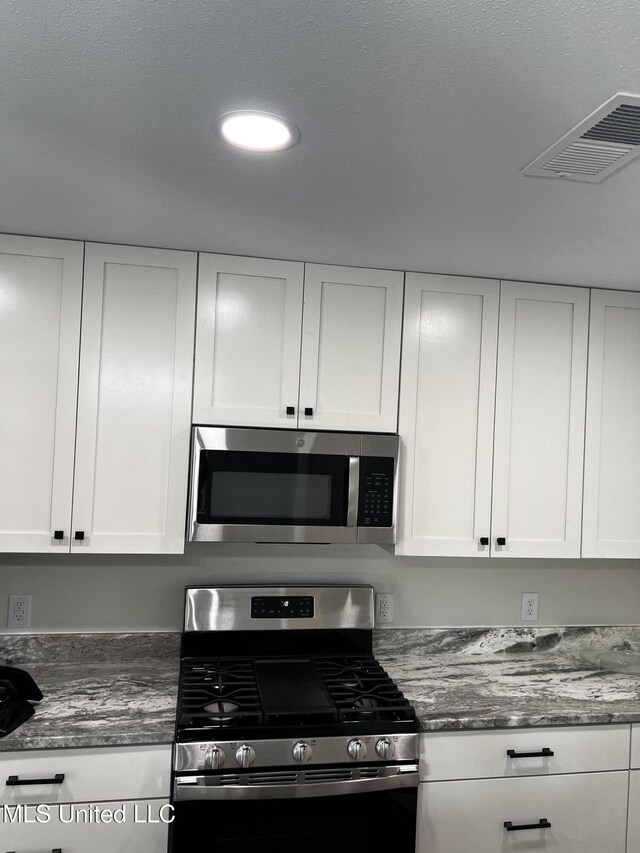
[[1, 544, 639, 632]]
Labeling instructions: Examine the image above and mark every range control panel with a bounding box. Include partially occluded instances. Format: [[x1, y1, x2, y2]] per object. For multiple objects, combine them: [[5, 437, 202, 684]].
[[251, 596, 315, 619], [357, 457, 394, 528]]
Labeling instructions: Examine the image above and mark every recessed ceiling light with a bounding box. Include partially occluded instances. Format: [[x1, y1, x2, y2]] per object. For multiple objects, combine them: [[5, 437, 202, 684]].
[[216, 111, 299, 152]]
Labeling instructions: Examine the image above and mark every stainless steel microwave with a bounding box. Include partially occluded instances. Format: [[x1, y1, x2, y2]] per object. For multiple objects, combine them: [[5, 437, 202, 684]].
[[188, 426, 399, 544]]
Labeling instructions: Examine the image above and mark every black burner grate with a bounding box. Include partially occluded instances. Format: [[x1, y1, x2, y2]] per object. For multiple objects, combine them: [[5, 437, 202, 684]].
[[178, 653, 415, 731], [314, 655, 416, 723], [179, 658, 262, 728]]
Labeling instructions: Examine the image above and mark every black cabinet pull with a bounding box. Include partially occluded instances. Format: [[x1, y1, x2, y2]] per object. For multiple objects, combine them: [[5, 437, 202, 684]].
[[53, 530, 64, 540], [74, 531, 84, 541], [304, 407, 313, 416], [6, 850, 60, 853], [504, 818, 551, 832], [6, 773, 65, 786], [286, 406, 295, 415], [496, 536, 506, 546], [507, 748, 554, 758], [479, 536, 489, 546]]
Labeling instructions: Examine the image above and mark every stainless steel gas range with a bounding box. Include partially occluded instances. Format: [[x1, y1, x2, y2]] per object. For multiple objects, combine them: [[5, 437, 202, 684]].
[[169, 585, 419, 852]]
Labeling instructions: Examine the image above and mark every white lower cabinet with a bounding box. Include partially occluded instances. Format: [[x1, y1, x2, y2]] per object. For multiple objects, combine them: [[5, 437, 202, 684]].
[[0, 745, 171, 805], [631, 724, 640, 769], [417, 726, 632, 853], [629, 729, 640, 853], [628, 771, 640, 853], [0, 799, 170, 852], [417, 770, 628, 853], [0, 744, 172, 852]]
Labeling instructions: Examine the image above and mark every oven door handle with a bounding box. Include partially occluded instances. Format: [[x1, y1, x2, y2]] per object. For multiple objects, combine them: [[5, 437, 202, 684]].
[[174, 765, 419, 801], [346, 456, 360, 528]]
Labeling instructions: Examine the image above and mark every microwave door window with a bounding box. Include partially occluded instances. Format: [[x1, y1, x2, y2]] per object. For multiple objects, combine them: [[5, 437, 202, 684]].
[[197, 451, 349, 526]]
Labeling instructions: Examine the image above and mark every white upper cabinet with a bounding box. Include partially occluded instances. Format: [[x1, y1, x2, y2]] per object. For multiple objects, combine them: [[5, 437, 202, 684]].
[[71, 244, 196, 554], [193, 254, 304, 428], [397, 276, 589, 559], [582, 289, 640, 558], [193, 256, 403, 432], [397, 274, 499, 557], [298, 264, 404, 432], [0, 235, 83, 552], [491, 282, 589, 558]]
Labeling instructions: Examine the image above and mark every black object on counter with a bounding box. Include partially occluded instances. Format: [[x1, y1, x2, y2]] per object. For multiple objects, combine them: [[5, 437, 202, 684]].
[[0, 665, 43, 737]]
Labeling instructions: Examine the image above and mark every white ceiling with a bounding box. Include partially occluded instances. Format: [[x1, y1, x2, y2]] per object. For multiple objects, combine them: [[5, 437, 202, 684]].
[[2, 0, 640, 290]]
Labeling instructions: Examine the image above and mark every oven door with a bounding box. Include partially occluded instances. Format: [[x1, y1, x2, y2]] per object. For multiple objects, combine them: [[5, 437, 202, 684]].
[[170, 767, 418, 852], [189, 427, 360, 543]]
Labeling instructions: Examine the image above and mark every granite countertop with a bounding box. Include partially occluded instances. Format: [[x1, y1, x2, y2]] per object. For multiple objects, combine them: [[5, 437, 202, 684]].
[[3, 626, 640, 750], [0, 634, 180, 751], [376, 627, 640, 731]]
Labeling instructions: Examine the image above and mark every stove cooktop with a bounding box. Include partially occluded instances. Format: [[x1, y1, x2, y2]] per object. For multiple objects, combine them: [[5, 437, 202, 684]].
[[176, 653, 417, 741]]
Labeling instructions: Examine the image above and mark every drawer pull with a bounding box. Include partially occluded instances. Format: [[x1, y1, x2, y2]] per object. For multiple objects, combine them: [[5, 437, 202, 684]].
[[506, 748, 554, 758], [504, 818, 551, 832], [6, 773, 65, 786]]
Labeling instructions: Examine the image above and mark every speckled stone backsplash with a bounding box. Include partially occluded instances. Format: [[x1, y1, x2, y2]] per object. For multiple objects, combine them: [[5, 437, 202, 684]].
[[0, 632, 181, 665], [2, 626, 640, 666], [373, 626, 640, 657]]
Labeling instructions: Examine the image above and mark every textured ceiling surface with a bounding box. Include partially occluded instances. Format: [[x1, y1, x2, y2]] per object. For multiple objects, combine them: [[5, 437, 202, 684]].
[[1, 0, 640, 289]]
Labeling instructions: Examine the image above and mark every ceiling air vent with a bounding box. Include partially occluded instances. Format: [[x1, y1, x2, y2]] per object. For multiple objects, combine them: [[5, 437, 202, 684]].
[[522, 93, 640, 183]]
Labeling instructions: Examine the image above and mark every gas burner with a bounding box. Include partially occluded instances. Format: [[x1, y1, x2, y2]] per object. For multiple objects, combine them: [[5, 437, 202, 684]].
[[352, 697, 379, 710], [203, 700, 239, 718]]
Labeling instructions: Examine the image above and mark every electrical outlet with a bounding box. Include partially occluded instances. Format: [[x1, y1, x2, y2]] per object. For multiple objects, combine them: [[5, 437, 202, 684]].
[[375, 593, 394, 624], [8, 595, 31, 628], [521, 592, 539, 622]]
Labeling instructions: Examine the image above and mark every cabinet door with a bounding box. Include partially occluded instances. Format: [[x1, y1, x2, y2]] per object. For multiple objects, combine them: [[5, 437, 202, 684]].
[[628, 771, 640, 853], [582, 290, 640, 558], [0, 799, 170, 853], [0, 235, 83, 553], [298, 264, 404, 432], [417, 771, 628, 853], [491, 282, 589, 558], [71, 244, 196, 554], [396, 274, 499, 557], [193, 254, 304, 427]]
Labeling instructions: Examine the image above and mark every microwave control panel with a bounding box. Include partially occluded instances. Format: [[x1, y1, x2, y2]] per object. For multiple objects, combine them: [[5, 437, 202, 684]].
[[358, 457, 394, 528]]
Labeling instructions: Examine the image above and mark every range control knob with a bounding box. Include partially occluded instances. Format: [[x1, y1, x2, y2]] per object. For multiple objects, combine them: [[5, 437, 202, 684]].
[[375, 737, 394, 760], [292, 741, 313, 763], [235, 744, 256, 768], [347, 738, 367, 761], [205, 745, 225, 770]]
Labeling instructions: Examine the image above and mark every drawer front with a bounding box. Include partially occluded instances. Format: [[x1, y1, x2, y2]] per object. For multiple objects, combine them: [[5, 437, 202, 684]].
[[0, 799, 170, 852], [632, 724, 640, 769], [0, 745, 171, 805], [417, 770, 628, 853], [420, 724, 630, 781]]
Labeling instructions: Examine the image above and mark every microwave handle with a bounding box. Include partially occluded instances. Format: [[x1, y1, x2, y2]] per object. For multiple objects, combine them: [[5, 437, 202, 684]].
[[347, 457, 360, 528]]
